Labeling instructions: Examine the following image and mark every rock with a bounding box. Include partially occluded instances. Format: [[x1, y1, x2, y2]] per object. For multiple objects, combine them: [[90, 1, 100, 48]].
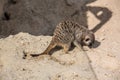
[[0, 0, 95, 37]]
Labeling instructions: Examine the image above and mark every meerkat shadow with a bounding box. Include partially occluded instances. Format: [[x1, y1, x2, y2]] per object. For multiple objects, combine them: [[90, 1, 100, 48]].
[[69, 43, 76, 51], [86, 6, 112, 48], [49, 46, 63, 55], [87, 6, 112, 33], [92, 40, 101, 48]]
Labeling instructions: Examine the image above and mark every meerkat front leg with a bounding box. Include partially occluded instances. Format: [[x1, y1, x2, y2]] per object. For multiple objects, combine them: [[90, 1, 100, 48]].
[[73, 40, 84, 51]]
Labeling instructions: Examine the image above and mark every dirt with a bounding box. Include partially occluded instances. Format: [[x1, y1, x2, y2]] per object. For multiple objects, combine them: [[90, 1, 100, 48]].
[[0, 0, 120, 80]]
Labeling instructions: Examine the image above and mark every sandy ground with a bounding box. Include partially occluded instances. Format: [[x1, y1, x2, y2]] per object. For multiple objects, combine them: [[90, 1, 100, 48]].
[[0, 0, 120, 80], [87, 0, 120, 80], [0, 33, 97, 80]]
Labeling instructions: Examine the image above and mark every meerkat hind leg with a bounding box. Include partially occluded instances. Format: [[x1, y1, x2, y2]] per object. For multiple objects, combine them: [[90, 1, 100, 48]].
[[41, 42, 56, 55], [62, 43, 71, 54]]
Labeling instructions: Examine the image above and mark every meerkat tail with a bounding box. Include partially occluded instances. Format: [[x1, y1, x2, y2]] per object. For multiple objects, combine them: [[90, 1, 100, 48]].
[[30, 40, 56, 57], [30, 52, 47, 57], [30, 54, 41, 57]]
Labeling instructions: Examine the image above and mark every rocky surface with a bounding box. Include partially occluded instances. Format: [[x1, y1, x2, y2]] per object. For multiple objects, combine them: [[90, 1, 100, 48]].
[[0, 33, 97, 80], [0, 0, 96, 36]]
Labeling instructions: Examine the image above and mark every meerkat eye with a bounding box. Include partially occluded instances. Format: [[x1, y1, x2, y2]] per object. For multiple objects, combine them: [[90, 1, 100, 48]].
[[85, 38, 90, 42]]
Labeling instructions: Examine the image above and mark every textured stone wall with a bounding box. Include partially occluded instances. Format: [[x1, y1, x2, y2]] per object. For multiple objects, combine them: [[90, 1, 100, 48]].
[[0, 0, 96, 37]]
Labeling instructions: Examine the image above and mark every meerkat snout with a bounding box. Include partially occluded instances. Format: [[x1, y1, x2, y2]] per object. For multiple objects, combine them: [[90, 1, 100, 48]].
[[83, 32, 95, 48]]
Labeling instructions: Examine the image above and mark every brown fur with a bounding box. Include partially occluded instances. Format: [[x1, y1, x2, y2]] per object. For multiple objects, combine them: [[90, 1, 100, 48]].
[[30, 21, 95, 57]]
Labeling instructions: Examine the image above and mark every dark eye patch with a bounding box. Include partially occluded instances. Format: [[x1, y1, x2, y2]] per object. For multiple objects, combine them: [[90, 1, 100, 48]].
[[85, 38, 90, 42]]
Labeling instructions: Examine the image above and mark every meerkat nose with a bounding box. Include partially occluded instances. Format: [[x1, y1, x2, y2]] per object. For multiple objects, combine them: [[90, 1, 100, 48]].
[[88, 43, 93, 48]]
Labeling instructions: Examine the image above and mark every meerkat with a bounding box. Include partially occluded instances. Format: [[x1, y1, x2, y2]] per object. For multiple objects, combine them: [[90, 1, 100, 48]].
[[30, 20, 95, 57]]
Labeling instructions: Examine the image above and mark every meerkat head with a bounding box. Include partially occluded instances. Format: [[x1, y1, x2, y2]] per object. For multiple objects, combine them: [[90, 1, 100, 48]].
[[82, 31, 95, 48]]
